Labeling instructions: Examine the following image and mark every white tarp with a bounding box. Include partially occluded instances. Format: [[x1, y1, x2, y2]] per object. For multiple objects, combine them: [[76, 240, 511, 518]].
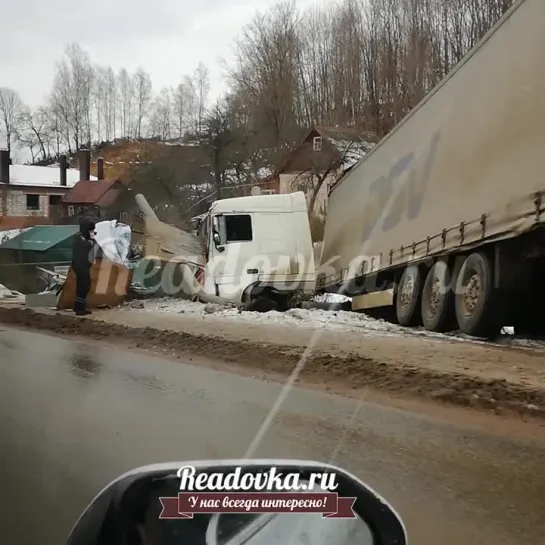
[[94, 220, 138, 269]]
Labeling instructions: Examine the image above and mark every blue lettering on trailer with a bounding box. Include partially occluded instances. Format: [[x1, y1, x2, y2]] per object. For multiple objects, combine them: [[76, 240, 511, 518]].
[[361, 130, 441, 243], [407, 131, 441, 220]]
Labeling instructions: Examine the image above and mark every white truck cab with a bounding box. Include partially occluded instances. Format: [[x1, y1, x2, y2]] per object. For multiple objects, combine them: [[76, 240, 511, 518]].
[[197, 191, 316, 311]]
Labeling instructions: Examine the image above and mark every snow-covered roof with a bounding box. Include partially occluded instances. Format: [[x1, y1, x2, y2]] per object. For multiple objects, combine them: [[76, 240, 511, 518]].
[[6, 165, 97, 188], [327, 138, 375, 168]]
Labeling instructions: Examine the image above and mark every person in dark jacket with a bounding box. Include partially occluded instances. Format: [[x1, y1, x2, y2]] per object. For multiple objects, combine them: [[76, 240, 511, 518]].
[[72, 218, 96, 316]]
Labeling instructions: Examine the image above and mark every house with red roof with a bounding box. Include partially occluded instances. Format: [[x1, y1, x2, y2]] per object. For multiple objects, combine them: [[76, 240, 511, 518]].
[[61, 150, 130, 224]]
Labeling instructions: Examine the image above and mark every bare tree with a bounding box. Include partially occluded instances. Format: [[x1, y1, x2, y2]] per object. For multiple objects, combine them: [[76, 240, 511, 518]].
[[18, 107, 54, 162], [172, 83, 186, 138], [40, 103, 66, 157], [149, 87, 173, 140], [182, 75, 198, 134], [50, 43, 94, 151], [105, 67, 118, 141], [93, 65, 107, 142], [199, 100, 239, 194], [0, 87, 25, 154], [118, 68, 134, 137], [193, 62, 210, 133], [133, 68, 152, 138], [225, 0, 514, 148], [229, 1, 302, 159]]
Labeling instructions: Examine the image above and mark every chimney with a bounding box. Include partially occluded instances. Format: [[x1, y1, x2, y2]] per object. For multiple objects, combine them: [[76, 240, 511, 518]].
[[79, 149, 91, 182], [0, 149, 9, 184], [97, 157, 104, 180], [59, 154, 67, 187]]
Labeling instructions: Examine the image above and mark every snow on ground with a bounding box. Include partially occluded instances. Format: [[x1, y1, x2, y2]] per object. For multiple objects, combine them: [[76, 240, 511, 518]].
[[0, 283, 24, 302], [329, 139, 375, 169], [132, 297, 403, 337], [257, 166, 274, 179], [124, 297, 545, 350], [0, 228, 30, 244]]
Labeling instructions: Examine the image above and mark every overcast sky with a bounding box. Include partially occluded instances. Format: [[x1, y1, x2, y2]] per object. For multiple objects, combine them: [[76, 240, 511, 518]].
[[2, 0, 322, 108]]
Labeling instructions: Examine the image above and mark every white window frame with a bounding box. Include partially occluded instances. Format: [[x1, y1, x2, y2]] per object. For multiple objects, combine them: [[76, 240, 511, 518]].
[[313, 136, 322, 151]]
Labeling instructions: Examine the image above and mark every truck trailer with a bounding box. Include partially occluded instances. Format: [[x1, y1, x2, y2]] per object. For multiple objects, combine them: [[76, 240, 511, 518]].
[[317, 0, 545, 338]]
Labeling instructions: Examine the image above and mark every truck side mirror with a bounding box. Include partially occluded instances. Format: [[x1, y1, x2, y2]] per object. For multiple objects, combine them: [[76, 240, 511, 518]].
[[213, 232, 225, 252]]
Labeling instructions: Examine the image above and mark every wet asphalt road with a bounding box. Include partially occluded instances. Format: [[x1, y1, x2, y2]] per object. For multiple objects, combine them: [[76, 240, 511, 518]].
[[1, 327, 545, 545]]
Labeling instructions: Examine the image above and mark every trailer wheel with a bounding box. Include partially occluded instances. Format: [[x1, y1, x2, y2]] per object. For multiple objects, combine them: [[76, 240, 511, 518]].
[[455, 252, 501, 338], [395, 265, 423, 326], [421, 261, 456, 332]]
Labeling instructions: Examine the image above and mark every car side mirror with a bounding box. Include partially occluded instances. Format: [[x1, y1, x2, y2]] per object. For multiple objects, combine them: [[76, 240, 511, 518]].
[[65, 460, 406, 545]]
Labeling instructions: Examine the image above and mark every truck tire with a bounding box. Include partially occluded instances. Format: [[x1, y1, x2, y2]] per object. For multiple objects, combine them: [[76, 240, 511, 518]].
[[421, 261, 456, 332], [454, 252, 501, 338], [395, 265, 423, 327], [250, 296, 279, 313]]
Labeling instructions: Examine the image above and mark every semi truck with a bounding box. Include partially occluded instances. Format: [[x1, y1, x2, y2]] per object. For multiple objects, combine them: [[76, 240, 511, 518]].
[[317, 0, 545, 338], [197, 191, 316, 310], [134, 191, 316, 311]]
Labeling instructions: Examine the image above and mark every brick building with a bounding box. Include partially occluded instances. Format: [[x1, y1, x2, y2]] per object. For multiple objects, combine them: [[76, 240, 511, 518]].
[[0, 149, 97, 229]]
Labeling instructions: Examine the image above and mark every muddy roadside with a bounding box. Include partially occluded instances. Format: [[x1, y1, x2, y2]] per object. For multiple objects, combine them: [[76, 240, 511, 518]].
[[1, 305, 545, 418]]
